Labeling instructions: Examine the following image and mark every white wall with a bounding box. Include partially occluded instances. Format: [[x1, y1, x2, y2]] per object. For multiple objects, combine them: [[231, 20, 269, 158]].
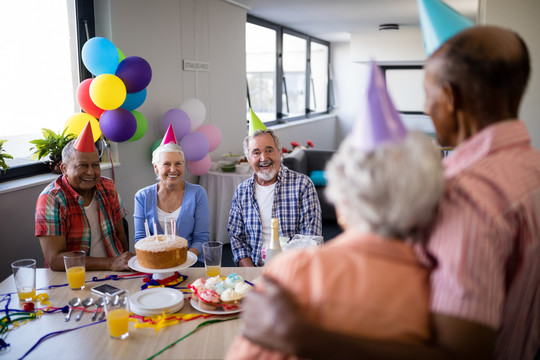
[[479, 0, 540, 150]]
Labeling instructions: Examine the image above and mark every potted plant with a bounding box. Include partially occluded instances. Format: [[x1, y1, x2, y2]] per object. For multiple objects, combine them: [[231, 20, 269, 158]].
[[0, 140, 13, 172], [29, 128, 76, 173]]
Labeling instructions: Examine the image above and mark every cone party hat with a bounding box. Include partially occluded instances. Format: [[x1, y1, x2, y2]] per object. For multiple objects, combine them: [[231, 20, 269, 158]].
[[161, 124, 178, 145], [351, 61, 407, 151], [73, 121, 96, 152], [417, 0, 474, 56], [248, 109, 266, 136]]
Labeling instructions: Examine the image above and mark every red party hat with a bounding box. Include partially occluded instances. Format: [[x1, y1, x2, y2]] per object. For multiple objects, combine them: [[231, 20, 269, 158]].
[[73, 121, 96, 152], [161, 124, 178, 145]]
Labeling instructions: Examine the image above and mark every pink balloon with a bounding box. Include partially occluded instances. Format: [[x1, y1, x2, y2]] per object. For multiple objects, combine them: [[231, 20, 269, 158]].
[[195, 124, 222, 152], [187, 155, 211, 176], [162, 109, 191, 140], [180, 132, 209, 162]]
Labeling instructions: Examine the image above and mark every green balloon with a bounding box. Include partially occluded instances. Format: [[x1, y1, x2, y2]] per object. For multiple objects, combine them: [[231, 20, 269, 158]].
[[117, 47, 126, 63], [151, 139, 161, 154], [128, 111, 148, 142]]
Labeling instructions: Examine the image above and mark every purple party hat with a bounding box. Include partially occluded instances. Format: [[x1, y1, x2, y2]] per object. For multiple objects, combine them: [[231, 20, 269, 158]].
[[161, 124, 178, 145], [351, 61, 407, 151], [417, 0, 474, 56]]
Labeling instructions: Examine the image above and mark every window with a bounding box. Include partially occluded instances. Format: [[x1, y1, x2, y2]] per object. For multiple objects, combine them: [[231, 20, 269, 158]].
[[0, 0, 94, 182], [382, 66, 425, 115], [246, 16, 330, 125]]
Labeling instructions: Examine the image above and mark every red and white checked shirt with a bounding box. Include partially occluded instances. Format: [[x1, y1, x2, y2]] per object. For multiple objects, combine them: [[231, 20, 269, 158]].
[[421, 120, 540, 359]]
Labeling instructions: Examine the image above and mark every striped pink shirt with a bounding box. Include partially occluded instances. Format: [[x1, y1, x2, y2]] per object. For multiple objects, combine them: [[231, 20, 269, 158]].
[[424, 120, 540, 359]]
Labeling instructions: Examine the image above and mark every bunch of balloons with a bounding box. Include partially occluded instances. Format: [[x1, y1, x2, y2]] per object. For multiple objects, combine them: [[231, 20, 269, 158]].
[[66, 37, 151, 143], [154, 99, 222, 176]]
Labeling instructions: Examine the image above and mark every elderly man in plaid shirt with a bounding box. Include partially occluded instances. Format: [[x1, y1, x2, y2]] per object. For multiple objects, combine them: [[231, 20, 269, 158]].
[[35, 131, 133, 271], [228, 129, 322, 267]]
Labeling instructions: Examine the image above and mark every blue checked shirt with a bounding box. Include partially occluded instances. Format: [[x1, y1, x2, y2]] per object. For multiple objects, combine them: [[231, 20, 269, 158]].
[[227, 165, 322, 266]]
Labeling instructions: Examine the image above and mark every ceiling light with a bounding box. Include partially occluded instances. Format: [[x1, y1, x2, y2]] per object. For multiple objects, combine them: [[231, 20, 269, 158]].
[[379, 24, 399, 31]]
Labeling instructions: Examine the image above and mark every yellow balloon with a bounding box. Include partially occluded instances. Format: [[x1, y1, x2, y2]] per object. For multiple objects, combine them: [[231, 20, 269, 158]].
[[65, 113, 102, 142], [89, 74, 126, 110]]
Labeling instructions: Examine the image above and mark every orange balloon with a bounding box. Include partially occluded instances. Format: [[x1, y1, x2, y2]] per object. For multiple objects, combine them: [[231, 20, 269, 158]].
[[65, 113, 101, 142]]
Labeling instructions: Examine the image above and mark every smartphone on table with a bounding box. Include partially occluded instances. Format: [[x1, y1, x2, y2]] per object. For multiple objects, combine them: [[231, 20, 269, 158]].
[[90, 283, 125, 297]]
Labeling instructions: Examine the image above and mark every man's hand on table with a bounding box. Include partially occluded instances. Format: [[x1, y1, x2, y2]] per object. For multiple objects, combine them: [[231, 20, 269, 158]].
[[110, 251, 136, 271]]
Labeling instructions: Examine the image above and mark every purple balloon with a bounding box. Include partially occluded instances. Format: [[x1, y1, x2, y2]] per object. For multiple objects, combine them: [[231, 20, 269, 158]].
[[162, 109, 191, 140], [100, 108, 137, 142], [180, 132, 209, 162], [196, 124, 222, 152], [115, 56, 152, 93]]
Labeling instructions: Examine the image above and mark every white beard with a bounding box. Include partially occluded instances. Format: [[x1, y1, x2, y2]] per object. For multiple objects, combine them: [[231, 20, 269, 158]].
[[256, 167, 277, 182]]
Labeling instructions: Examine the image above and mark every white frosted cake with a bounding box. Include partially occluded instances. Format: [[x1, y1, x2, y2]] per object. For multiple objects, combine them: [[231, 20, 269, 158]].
[[135, 235, 188, 269]]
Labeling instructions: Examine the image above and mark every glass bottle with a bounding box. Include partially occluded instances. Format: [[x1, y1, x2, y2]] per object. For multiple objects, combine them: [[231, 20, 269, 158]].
[[265, 218, 282, 264]]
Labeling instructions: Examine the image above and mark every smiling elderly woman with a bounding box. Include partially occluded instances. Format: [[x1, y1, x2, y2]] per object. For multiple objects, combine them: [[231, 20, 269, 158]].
[[133, 143, 210, 263]]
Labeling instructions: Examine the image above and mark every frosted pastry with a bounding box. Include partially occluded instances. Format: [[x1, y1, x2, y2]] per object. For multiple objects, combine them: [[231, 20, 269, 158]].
[[234, 282, 252, 296], [205, 276, 223, 290], [220, 288, 242, 310], [197, 289, 220, 311], [189, 278, 206, 295], [225, 273, 244, 288]]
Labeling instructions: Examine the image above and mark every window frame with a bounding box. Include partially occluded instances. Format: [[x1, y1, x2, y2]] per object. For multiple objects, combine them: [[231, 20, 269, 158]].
[[0, 0, 95, 183], [246, 15, 331, 126], [381, 65, 426, 115]]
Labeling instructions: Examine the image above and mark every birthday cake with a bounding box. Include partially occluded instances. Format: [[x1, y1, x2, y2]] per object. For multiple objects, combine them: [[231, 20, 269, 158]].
[[135, 235, 188, 269]]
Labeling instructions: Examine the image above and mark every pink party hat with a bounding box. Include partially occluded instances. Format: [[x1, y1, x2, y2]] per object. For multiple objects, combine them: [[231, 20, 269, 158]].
[[73, 121, 96, 152], [248, 109, 267, 135], [351, 61, 407, 151], [161, 124, 177, 145], [417, 0, 474, 56]]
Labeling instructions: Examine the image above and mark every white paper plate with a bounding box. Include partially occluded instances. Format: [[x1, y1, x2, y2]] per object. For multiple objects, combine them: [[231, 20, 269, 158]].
[[130, 288, 185, 316], [190, 298, 241, 315], [128, 252, 197, 273]]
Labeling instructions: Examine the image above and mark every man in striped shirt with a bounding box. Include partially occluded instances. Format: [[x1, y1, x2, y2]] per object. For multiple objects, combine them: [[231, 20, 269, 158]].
[[239, 26, 540, 359], [35, 140, 134, 271]]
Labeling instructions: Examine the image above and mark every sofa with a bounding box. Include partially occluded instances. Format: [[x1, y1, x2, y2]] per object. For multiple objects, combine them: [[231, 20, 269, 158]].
[[283, 149, 336, 222]]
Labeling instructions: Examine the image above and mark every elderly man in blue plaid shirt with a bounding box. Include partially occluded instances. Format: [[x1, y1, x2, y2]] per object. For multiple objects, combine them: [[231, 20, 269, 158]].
[[227, 129, 322, 266]]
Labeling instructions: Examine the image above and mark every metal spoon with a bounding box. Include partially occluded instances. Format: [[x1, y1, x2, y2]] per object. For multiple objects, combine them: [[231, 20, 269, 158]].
[[75, 297, 94, 322], [97, 297, 111, 321], [64, 297, 81, 322], [92, 297, 105, 321]]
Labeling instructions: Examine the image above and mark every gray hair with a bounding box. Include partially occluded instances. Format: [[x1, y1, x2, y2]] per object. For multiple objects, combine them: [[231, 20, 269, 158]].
[[61, 139, 98, 164], [325, 131, 444, 240], [243, 129, 283, 159], [152, 143, 185, 180]]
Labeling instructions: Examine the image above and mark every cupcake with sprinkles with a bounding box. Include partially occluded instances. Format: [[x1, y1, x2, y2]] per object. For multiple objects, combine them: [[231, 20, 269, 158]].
[[220, 288, 243, 310], [197, 288, 220, 311], [189, 278, 206, 296], [225, 273, 244, 288]]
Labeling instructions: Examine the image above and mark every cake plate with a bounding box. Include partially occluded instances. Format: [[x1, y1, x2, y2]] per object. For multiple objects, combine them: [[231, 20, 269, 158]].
[[128, 252, 197, 280]]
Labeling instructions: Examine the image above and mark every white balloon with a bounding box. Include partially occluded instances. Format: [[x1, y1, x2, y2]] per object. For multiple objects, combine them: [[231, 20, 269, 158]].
[[180, 98, 206, 130]]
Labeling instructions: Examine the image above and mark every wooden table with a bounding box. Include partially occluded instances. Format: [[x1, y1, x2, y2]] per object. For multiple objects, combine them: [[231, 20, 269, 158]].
[[0, 267, 262, 359]]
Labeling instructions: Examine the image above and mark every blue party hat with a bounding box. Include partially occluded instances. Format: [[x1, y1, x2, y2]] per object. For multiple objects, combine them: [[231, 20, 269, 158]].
[[417, 0, 474, 56]]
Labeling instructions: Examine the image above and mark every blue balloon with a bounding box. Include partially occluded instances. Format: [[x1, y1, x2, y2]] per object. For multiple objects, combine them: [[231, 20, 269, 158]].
[[82, 37, 119, 76], [121, 89, 147, 111]]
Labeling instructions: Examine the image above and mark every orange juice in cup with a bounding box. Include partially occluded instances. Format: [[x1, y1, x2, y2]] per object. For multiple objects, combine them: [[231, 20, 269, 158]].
[[18, 287, 36, 301], [66, 266, 86, 289], [206, 265, 221, 277], [104, 291, 130, 339], [63, 251, 86, 290], [11, 259, 37, 302], [106, 309, 130, 338]]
